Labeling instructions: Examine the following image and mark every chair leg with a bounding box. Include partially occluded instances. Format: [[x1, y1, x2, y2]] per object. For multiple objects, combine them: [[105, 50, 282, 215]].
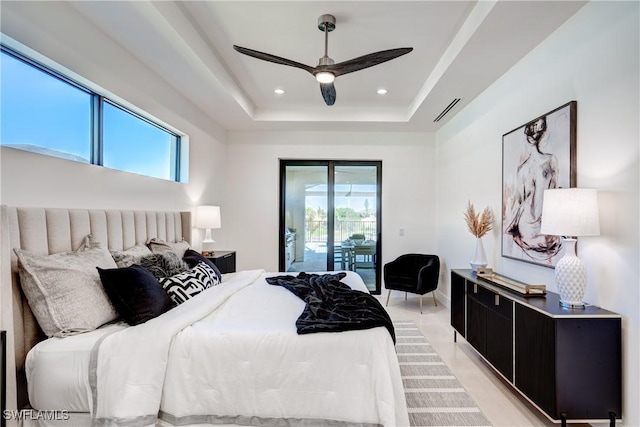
[[419, 295, 423, 314], [432, 291, 438, 307], [386, 290, 392, 306], [405, 292, 407, 301]]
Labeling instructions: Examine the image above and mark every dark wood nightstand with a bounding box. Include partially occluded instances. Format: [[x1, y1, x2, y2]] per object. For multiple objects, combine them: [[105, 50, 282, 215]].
[[205, 251, 236, 274]]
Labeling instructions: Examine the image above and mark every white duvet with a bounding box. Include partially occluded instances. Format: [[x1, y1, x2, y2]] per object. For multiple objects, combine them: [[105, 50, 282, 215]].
[[44, 270, 408, 426]]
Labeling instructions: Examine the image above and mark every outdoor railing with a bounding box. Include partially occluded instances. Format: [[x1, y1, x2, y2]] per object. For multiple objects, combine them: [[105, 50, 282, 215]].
[[306, 220, 376, 242]]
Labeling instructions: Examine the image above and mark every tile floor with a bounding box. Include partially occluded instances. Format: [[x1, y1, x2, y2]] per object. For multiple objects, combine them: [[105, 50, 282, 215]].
[[379, 291, 602, 427]]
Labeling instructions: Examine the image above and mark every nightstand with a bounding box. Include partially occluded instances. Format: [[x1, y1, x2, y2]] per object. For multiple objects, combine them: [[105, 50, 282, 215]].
[[205, 251, 236, 274]]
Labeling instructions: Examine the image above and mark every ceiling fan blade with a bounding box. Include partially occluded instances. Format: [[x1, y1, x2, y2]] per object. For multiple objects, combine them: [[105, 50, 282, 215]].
[[320, 82, 336, 106], [329, 47, 413, 77], [233, 45, 315, 75]]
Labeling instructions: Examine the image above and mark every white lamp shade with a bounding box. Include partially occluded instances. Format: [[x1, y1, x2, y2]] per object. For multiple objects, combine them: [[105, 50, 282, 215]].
[[195, 205, 221, 230], [540, 188, 600, 237]]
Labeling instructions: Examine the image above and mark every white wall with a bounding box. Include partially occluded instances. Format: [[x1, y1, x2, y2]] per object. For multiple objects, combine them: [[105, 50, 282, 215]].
[[226, 131, 436, 275], [0, 1, 229, 247], [435, 2, 639, 425]]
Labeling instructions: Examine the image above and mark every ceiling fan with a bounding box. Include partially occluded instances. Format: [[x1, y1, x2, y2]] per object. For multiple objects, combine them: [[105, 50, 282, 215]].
[[233, 14, 413, 106]]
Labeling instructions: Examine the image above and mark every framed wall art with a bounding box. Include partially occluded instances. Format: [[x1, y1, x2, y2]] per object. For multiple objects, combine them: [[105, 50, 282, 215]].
[[502, 101, 576, 268]]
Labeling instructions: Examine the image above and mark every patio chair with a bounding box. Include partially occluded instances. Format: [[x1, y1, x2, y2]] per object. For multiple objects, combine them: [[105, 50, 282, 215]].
[[384, 254, 440, 314]]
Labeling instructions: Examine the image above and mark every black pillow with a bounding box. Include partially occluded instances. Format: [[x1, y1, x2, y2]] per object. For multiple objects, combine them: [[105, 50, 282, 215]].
[[182, 249, 222, 281], [97, 265, 174, 326]]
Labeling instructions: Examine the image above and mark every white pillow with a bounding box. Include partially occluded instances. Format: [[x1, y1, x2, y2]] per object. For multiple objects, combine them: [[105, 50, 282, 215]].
[[15, 236, 119, 337]]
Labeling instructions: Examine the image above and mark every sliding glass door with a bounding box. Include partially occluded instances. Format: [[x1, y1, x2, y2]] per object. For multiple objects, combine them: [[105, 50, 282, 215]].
[[280, 160, 381, 293], [281, 163, 329, 273]]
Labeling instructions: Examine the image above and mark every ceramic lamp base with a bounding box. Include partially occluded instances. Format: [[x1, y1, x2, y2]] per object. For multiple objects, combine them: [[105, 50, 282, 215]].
[[202, 228, 216, 253], [555, 238, 586, 309]]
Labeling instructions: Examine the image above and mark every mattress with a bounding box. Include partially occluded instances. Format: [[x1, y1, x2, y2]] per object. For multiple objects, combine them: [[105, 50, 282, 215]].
[[26, 322, 127, 412]]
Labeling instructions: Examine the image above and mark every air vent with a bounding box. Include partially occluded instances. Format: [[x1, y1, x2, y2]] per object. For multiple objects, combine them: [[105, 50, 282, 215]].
[[434, 98, 461, 122]]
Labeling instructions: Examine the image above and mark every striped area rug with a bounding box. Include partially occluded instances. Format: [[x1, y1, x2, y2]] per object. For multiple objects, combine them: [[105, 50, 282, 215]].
[[394, 321, 492, 427]]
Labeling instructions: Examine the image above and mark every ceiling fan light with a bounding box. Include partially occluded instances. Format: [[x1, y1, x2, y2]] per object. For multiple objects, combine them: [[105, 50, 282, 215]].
[[316, 71, 335, 84]]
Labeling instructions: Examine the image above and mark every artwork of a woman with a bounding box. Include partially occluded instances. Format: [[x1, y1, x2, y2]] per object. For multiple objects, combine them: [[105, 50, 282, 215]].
[[504, 116, 562, 263], [502, 102, 575, 267]]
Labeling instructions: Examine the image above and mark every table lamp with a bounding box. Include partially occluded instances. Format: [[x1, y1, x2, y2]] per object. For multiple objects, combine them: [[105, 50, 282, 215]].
[[196, 205, 221, 254], [540, 188, 600, 308]]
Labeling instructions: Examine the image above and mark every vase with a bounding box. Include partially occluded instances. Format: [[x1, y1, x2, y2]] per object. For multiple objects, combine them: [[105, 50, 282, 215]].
[[470, 237, 488, 272]]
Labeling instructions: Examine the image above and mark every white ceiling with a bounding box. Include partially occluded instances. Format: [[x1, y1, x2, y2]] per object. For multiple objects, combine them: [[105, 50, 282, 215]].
[[67, 1, 587, 132]]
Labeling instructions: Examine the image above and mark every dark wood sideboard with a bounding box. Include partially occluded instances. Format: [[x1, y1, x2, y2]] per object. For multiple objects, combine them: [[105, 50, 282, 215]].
[[451, 269, 621, 425]]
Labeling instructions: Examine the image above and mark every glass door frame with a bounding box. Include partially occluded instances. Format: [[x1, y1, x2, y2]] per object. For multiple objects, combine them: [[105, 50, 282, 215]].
[[279, 159, 382, 294]]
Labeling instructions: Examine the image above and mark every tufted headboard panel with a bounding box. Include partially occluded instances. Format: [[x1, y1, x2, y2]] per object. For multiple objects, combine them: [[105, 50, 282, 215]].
[[0, 206, 191, 413]]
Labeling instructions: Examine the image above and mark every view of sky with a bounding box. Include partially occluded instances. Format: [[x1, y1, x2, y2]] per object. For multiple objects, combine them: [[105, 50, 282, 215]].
[[1, 51, 91, 161]]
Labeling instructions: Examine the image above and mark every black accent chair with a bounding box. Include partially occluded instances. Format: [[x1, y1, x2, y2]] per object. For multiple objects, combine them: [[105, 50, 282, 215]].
[[384, 254, 440, 314]]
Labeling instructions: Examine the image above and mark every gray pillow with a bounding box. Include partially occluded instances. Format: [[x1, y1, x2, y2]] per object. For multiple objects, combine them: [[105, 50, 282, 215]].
[[110, 244, 153, 268], [14, 236, 119, 337], [139, 252, 189, 280], [147, 238, 190, 258]]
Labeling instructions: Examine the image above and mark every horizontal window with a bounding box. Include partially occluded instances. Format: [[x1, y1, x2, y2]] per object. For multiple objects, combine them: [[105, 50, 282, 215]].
[[0, 44, 187, 182], [1, 51, 92, 163]]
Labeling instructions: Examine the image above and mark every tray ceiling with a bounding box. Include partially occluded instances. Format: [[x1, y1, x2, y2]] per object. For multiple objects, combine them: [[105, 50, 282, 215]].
[[15, 1, 588, 131]]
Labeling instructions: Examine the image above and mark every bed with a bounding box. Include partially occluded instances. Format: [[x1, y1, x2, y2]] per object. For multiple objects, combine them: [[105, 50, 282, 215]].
[[0, 206, 408, 427]]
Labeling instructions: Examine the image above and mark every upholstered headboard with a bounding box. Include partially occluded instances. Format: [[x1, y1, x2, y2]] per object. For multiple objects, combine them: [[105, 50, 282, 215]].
[[0, 206, 191, 413]]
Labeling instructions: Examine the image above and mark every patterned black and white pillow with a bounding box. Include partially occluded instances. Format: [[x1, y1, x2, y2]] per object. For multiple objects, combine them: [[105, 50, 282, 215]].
[[160, 261, 220, 305]]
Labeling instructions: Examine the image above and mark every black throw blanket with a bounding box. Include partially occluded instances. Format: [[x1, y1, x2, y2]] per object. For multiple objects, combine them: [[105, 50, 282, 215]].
[[265, 272, 395, 343]]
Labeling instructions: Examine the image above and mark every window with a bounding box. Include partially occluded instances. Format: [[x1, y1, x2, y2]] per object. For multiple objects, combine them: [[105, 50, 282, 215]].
[[1, 51, 92, 163], [0, 45, 186, 182], [103, 102, 178, 180]]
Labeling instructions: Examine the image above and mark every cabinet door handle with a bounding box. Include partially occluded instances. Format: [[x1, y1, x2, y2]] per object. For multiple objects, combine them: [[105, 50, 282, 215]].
[[495, 294, 500, 306], [474, 283, 478, 294]]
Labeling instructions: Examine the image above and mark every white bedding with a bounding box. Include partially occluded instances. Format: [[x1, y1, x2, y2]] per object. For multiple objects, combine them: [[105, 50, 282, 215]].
[[27, 270, 408, 427], [26, 323, 126, 412]]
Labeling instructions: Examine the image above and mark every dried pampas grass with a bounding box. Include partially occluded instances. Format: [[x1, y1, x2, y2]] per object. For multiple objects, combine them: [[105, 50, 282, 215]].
[[464, 201, 494, 238]]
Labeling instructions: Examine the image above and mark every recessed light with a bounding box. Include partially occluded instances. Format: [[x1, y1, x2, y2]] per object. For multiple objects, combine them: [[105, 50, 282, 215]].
[[377, 88, 388, 95], [274, 88, 285, 95]]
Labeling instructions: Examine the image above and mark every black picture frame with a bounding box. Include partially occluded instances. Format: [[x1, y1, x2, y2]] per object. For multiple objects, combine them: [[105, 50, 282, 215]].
[[501, 101, 577, 268]]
